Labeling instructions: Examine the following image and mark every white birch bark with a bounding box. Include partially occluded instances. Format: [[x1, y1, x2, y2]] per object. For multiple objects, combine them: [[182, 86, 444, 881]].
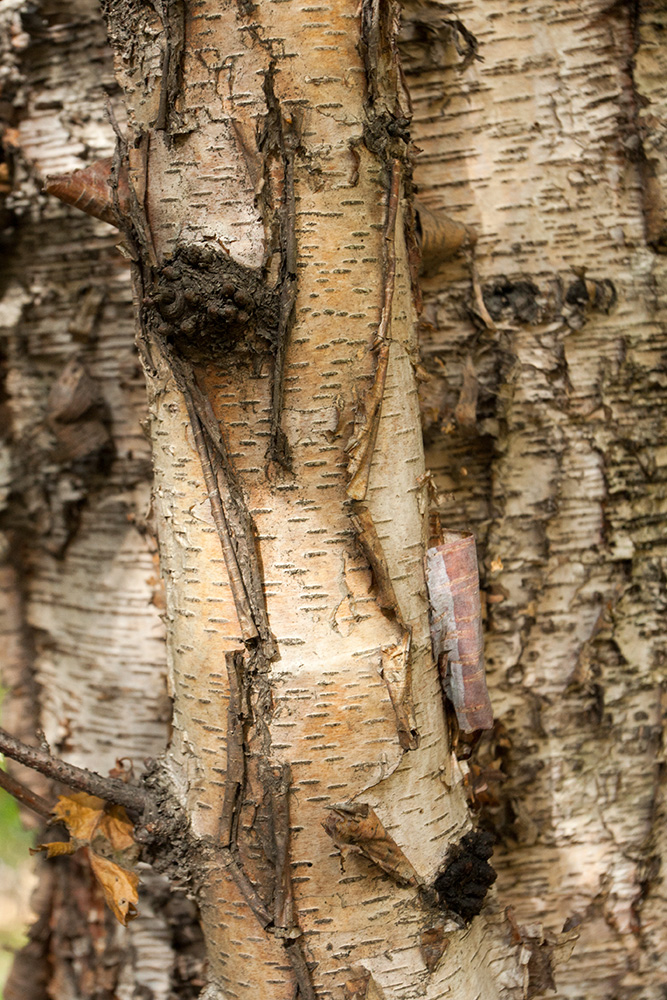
[[2, 1, 666, 999]]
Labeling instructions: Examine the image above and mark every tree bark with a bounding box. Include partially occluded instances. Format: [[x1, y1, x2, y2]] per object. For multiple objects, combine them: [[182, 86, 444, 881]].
[[405, 1, 667, 996], [2, 1, 667, 999]]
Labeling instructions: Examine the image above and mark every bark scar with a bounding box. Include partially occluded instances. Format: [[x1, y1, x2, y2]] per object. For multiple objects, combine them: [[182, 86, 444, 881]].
[[259, 65, 299, 472]]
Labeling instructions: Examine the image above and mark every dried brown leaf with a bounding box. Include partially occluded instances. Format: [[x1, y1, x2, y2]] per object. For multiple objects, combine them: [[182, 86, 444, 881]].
[[53, 792, 105, 841], [31, 840, 78, 858], [89, 852, 139, 926]]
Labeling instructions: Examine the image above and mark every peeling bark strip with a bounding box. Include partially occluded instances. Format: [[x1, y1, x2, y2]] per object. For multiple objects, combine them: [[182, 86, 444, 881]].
[[259, 67, 299, 469], [346, 158, 401, 501], [324, 802, 421, 888], [426, 532, 493, 733], [419, 925, 449, 973], [414, 200, 476, 275], [219, 652, 313, 994], [220, 651, 246, 848]]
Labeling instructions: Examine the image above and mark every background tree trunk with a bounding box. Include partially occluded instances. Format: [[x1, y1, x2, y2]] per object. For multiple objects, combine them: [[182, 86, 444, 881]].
[[0, 1, 665, 999]]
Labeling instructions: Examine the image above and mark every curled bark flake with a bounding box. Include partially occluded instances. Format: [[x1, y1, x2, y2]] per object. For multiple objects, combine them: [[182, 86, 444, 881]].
[[68, 286, 105, 341], [47, 357, 112, 467], [324, 802, 420, 887], [512, 922, 578, 1000], [415, 200, 476, 275], [381, 632, 419, 751], [47, 357, 101, 424], [420, 925, 449, 973], [426, 531, 493, 734], [468, 256, 497, 332], [45, 157, 130, 228], [347, 159, 401, 501], [453, 355, 479, 432]]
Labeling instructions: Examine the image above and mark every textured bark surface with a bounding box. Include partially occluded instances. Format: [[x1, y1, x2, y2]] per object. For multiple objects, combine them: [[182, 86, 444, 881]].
[[404, 1, 667, 997], [1, 1, 666, 1000], [95, 1, 515, 997]]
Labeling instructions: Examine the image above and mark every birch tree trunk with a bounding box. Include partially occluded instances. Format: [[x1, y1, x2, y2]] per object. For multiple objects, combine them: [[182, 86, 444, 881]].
[[1, 1, 666, 999], [403, 1, 667, 997]]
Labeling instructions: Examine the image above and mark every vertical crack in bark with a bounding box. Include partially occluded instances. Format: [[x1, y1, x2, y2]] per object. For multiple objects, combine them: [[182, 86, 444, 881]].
[[260, 65, 299, 471], [346, 158, 401, 501], [153, 0, 185, 132]]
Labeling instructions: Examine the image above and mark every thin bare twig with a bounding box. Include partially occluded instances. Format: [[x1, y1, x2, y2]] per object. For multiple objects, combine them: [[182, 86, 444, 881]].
[[0, 766, 53, 819], [0, 728, 147, 815]]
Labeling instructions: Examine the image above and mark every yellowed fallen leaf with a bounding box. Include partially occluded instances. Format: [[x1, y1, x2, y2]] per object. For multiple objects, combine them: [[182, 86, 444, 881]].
[[31, 840, 78, 858], [89, 852, 139, 926], [94, 804, 139, 861], [46, 791, 141, 924], [53, 792, 105, 841]]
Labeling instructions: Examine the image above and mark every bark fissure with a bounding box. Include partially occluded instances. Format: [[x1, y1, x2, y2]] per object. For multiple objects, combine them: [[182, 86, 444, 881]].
[[219, 652, 316, 998], [346, 158, 401, 502], [260, 65, 299, 471]]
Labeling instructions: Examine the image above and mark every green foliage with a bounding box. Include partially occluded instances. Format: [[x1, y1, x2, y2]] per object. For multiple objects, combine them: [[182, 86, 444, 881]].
[[0, 782, 34, 867]]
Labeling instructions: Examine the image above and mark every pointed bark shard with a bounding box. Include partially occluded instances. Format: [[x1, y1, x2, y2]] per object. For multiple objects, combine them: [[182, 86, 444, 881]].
[[415, 200, 476, 275], [426, 531, 493, 733], [420, 925, 449, 972], [350, 504, 400, 615], [344, 967, 387, 1000], [324, 802, 421, 887], [44, 157, 130, 227], [381, 631, 419, 750]]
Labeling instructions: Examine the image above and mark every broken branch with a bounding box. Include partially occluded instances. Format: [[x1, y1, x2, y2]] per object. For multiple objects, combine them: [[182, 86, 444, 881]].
[[0, 728, 148, 816]]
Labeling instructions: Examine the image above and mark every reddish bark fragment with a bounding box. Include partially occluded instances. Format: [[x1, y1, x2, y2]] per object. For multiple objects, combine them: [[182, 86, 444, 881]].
[[45, 157, 130, 227], [426, 531, 493, 733]]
